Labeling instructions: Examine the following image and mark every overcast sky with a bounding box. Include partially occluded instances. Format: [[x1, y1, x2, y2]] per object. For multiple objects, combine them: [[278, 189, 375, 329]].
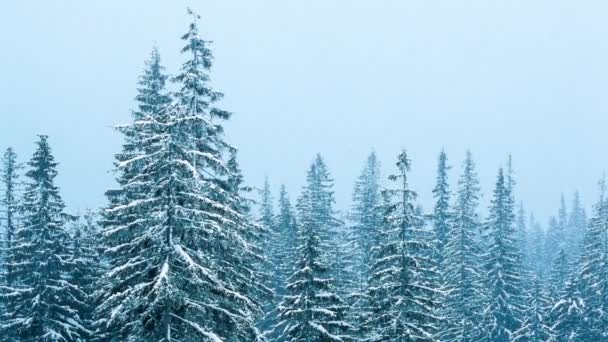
[[1, 0, 607, 224]]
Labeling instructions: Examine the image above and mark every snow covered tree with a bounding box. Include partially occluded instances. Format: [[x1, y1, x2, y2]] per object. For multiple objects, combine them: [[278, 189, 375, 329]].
[[547, 249, 570, 300], [544, 216, 564, 278], [513, 276, 555, 341], [274, 185, 298, 293], [527, 213, 545, 278], [95, 9, 265, 341], [480, 168, 525, 342], [365, 150, 440, 341], [259, 177, 274, 230], [566, 191, 587, 261], [0, 147, 21, 286], [0, 135, 84, 341], [70, 210, 102, 339], [264, 185, 298, 339], [515, 203, 528, 266], [275, 155, 352, 341], [549, 276, 585, 341], [432, 149, 451, 264], [572, 178, 608, 341], [440, 150, 484, 342], [134, 46, 172, 121], [349, 150, 383, 313]]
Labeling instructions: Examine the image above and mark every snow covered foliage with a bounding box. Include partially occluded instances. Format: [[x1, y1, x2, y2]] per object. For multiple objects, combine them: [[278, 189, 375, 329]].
[[571, 180, 608, 341], [70, 211, 102, 339], [0, 135, 85, 341], [440, 151, 485, 342], [365, 151, 440, 341], [275, 155, 353, 341], [513, 276, 555, 342], [94, 9, 264, 341], [350, 151, 383, 287], [480, 168, 526, 342], [432, 150, 451, 264]]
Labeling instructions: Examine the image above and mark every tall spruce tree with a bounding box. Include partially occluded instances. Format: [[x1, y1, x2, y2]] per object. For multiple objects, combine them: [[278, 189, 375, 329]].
[[573, 178, 608, 341], [549, 276, 585, 341], [70, 211, 101, 339], [440, 150, 484, 342], [527, 213, 545, 278], [1, 147, 21, 287], [275, 155, 352, 341], [566, 191, 587, 261], [513, 276, 555, 341], [432, 149, 451, 264], [265, 185, 297, 339], [480, 168, 525, 342], [95, 9, 264, 341], [350, 151, 383, 292], [365, 150, 439, 341], [0, 135, 84, 341]]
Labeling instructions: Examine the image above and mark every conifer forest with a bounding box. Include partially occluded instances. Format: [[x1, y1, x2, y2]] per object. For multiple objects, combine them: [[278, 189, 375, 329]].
[[1, 4, 608, 342]]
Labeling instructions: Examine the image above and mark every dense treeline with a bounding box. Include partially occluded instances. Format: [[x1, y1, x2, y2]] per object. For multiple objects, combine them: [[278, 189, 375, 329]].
[[0, 9, 606, 342]]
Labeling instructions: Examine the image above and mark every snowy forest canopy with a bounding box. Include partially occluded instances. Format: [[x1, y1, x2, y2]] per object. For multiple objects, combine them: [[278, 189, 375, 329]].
[[0, 9, 606, 342]]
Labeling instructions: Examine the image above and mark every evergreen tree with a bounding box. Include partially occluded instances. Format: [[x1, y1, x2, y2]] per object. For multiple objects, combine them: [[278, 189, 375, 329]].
[[274, 185, 298, 292], [1, 147, 21, 286], [0, 135, 84, 341], [440, 150, 484, 342], [549, 276, 585, 341], [432, 149, 451, 264], [527, 213, 545, 278], [365, 150, 439, 341], [275, 155, 352, 341], [566, 191, 587, 261], [573, 178, 608, 341], [95, 10, 264, 341], [513, 277, 555, 341], [480, 168, 525, 342], [544, 216, 564, 275], [547, 249, 570, 300], [133, 46, 172, 121], [350, 151, 383, 291], [265, 185, 297, 339], [259, 177, 274, 228], [516, 203, 528, 266], [70, 211, 102, 339]]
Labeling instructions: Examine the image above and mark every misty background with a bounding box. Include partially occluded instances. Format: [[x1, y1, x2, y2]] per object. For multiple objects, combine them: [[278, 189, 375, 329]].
[[1, 0, 607, 220]]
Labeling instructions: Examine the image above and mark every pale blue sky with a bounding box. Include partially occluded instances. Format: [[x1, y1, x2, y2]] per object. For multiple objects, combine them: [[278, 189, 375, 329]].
[[1, 1, 607, 222]]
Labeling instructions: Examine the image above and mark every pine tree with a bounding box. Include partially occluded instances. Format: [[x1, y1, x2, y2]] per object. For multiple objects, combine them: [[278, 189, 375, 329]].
[[480, 168, 525, 342], [573, 178, 608, 341], [513, 276, 555, 341], [566, 191, 587, 261], [516, 203, 529, 267], [95, 10, 264, 341], [549, 276, 585, 341], [274, 185, 298, 292], [1, 147, 21, 286], [257, 176, 276, 333], [432, 149, 451, 265], [70, 210, 101, 339], [366, 150, 439, 341], [265, 185, 297, 339], [133, 46, 172, 121], [547, 249, 570, 300], [349, 151, 383, 334], [544, 216, 564, 276], [440, 150, 484, 342], [0, 135, 84, 341], [527, 213, 545, 278], [275, 155, 352, 341], [259, 177, 274, 230]]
